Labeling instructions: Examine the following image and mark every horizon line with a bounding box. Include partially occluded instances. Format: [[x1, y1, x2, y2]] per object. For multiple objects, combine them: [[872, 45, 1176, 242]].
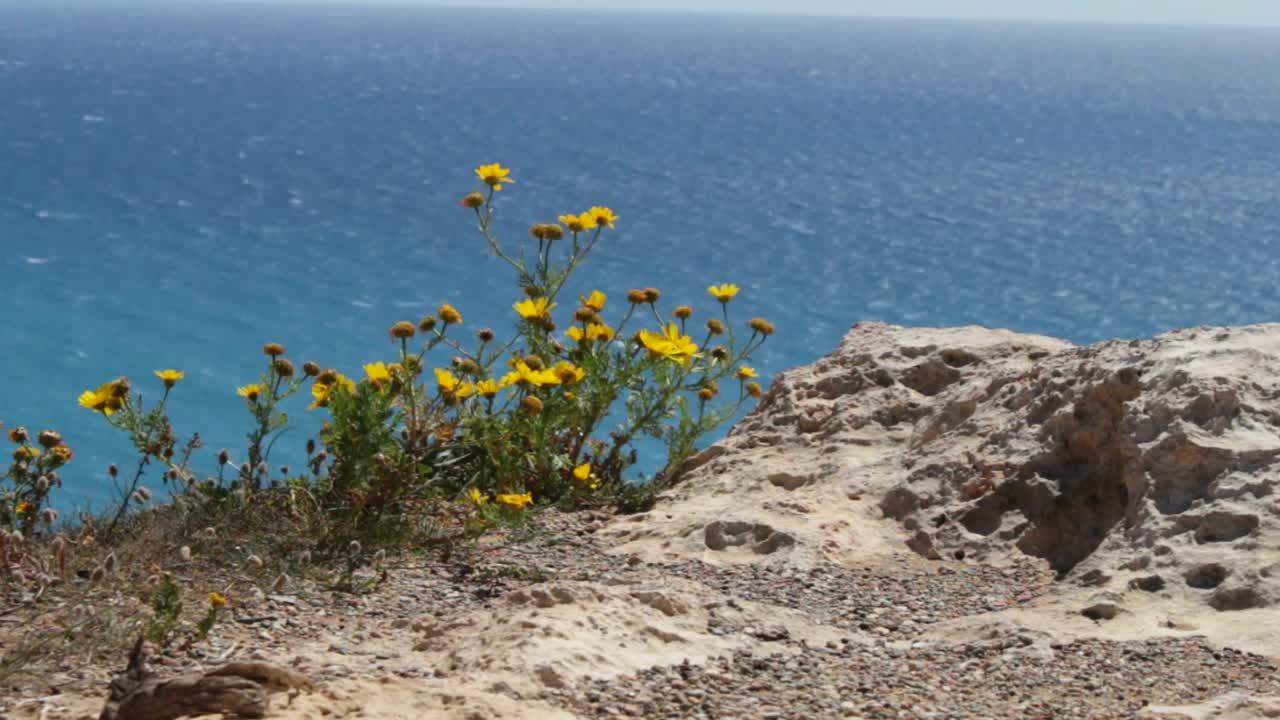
[[7, 0, 1280, 31]]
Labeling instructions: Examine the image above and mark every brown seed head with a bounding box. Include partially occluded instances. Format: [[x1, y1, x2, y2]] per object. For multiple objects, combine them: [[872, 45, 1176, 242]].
[[302, 361, 321, 377], [37, 430, 62, 448], [710, 345, 729, 361], [108, 463, 119, 478], [574, 306, 597, 323], [273, 358, 295, 378], [390, 321, 416, 340], [263, 342, 286, 357], [477, 327, 495, 343], [748, 317, 775, 336], [418, 315, 438, 333], [673, 305, 693, 320], [523, 355, 545, 371], [626, 289, 647, 304], [461, 191, 485, 209], [7, 426, 28, 444], [316, 369, 338, 385], [456, 358, 480, 375], [217, 448, 231, 465], [520, 395, 544, 414], [706, 318, 725, 335], [697, 387, 716, 401], [746, 381, 764, 398], [642, 287, 661, 303]]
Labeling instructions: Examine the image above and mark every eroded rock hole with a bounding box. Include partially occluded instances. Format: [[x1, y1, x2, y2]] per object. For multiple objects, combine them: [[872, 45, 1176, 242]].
[[1183, 563, 1229, 589]]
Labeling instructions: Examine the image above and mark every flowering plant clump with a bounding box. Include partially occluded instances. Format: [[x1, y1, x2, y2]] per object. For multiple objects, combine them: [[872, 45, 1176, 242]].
[[77, 371, 202, 537], [1, 422, 74, 536], [74, 163, 773, 547]]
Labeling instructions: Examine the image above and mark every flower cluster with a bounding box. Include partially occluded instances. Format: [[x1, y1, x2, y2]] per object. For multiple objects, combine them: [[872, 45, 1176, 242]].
[[2, 422, 74, 535], [72, 162, 773, 546]]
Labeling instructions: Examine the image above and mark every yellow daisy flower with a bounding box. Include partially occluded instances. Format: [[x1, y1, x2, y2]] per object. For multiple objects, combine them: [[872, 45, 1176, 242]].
[[638, 323, 702, 366], [364, 362, 392, 386], [475, 163, 513, 191], [736, 366, 757, 379], [573, 463, 591, 481], [467, 488, 488, 506], [514, 297, 556, 320], [154, 369, 184, 387], [588, 206, 618, 229], [708, 283, 740, 303], [495, 492, 533, 509], [237, 384, 265, 400], [580, 290, 607, 312]]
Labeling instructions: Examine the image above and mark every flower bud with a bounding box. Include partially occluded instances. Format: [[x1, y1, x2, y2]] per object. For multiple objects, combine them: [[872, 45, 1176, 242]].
[[520, 395, 544, 414], [263, 342, 287, 357], [316, 369, 338, 385], [642, 287, 661, 304], [461, 191, 485, 209], [108, 463, 119, 478], [37, 430, 62, 448], [673, 305, 693, 320], [305, 439, 316, 456], [7, 426, 28, 444], [746, 381, 764, 398], [748, 317, 775, 336], [477, 327, 495, 343], [302, 361, 321, 377], [574, 307, 597, 323], [706, 319, 725, 336], [273, 358, 295, 378], [523, 355, 545, 371], [217, 449, 231, 465], [390, 321, 416, 340], [626, 289, 648, 304]]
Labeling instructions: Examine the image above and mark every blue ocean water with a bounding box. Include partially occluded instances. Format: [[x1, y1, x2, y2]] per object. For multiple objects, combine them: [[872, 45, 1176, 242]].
[[4, 4, 1280, 506]]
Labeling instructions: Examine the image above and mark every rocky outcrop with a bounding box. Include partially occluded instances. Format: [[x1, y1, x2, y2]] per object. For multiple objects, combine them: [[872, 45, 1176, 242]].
[[607, 322, 1280, 625]]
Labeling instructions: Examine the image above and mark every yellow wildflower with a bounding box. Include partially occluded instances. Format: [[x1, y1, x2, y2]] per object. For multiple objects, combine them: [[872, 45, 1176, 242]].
[[309, 382, 332, 409], [467, 488, 488, 506], [588, 206, 618, 229], [364, 362, 392, 386], [586, 323, 615, 341], [496, 492, 533, 509], [638, 323, 702, 366], [580, 290, 607, 312], [736, 366, 757, 379], [308, 372, 354, 410], [514, 297, 557, 320], [502, 361, 562, 388], [573, 463, 591, 481], [708, 283, 740, 303], [437, 367, 463, 386], [15, 500, 31, 514], [52, 445, 73, 462], [236, 384, 265, 401], [566, 326, 585, 342], [154, 369, 184, 388], [208, 592, 228, 609], [439, 303, 463, 325], [559, 213, 591, 232], [475, 163, 514, 191], [746, 381, 764, 398], [474, 378, 504, 398], [553, 361, 586, 384], [78, 379, 127, 416]]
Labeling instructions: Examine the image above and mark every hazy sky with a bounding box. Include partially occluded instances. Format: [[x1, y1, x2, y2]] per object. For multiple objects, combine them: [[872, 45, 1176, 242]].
[[327, 0, 1280, 27]]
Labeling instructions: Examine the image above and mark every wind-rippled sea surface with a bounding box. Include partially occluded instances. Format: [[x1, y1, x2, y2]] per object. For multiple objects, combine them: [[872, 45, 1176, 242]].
[[4, 4, 1280, 504]]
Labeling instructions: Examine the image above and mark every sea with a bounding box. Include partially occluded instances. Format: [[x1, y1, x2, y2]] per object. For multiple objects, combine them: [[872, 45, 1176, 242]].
[[4, 3, 1280, 507]]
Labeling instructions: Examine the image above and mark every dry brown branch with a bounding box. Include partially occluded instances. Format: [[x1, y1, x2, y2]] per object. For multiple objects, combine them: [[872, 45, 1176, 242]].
[[98, 637, 312, 720]]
